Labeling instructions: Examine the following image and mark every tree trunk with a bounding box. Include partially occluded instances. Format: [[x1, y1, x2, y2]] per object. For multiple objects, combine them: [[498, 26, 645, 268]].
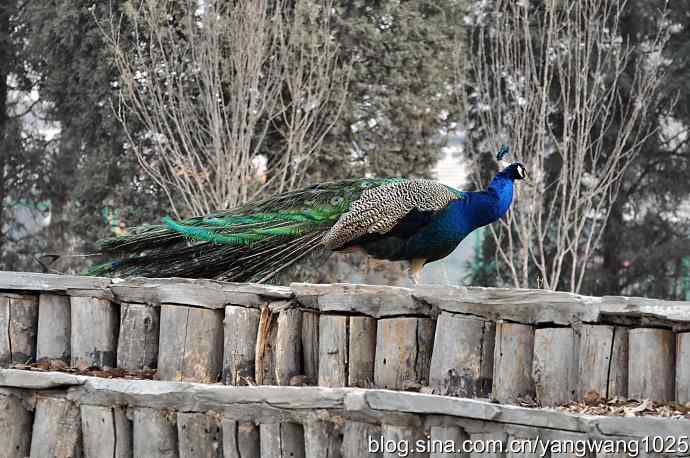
[[598, 197, 624, 295], [45, 124, 80, 272], [0, 2, 10, 259]]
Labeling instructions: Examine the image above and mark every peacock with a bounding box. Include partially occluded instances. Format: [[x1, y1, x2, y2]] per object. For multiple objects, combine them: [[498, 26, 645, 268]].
[[88, 146, 527, 284]]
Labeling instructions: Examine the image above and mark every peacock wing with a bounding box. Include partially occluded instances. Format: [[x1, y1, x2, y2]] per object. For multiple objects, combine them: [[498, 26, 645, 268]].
[[322, 179, 461, 250], [157, 178, 408, 243]]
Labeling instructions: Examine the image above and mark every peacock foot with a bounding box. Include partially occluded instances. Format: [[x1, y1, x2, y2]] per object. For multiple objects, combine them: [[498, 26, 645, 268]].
[[408, 258, 426, 286]]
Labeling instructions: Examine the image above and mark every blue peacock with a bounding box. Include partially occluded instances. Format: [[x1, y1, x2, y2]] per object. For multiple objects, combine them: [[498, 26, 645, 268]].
[[88, 146, 527, 284]]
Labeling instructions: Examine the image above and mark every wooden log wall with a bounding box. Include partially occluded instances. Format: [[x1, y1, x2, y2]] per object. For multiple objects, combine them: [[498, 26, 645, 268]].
[[3, 271, 690, 410], [0, 369, 688, 458]]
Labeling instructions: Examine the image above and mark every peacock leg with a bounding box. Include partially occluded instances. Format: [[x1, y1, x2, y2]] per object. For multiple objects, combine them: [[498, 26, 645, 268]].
[[408, 258, 426, 286]]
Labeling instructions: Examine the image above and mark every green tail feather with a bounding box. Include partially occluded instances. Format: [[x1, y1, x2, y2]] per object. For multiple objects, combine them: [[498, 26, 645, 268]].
[[88, 178, 404, 282]]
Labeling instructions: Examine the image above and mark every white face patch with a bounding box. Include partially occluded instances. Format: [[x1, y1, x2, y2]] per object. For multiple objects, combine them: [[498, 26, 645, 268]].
[[516, 165, 525, 179]]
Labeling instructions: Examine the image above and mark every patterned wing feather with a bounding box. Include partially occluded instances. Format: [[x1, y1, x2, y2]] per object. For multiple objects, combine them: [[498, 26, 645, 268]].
[[322, 179, 460, 249]]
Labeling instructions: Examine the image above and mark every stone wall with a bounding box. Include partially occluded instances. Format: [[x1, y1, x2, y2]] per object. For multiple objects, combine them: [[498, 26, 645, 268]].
[[0, 271, 689, 457]]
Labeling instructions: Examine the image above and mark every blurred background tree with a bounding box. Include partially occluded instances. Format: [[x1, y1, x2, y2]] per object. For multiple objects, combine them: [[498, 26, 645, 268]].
[[4, 1, 169, 274], [585, 0, 690, 299], [464, 0, 690, 299], [313, 0, 463, 180]]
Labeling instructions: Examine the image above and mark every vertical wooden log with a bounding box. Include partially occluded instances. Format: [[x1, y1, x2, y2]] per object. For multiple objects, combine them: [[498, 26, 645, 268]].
[[608, 327, 629, 398], [479, 321, 496, 397], [30, 397, 82, 458], [430, 426, 468, 458], [0, 294, 39, 366], [577, 325, 614, 399], [304, 420, 342, 458], [676, 332, 690, 403], [301, 311, 319, 385], [223, 305, 260, 385], [114, 406, 134, 457], [274, 308, 302, 385], [576, 325, 629, 400], [255, 305, 277, 385], [260, 423, 282, 457], [532, 328, 576, 406], [382, 424, 429, 458], [177, 412, 222, 458], [492, 322, 534, 404], [260, 422, 306, 458], [349, 316, 377, 388], [374, 318, 435, 390], [222, 420, 260, 458], [117, 302, 160, 370], [342, 421, 382, 458], [281, 422, 306, 458], [0, 391, 33, 457], [132, 408, 178, 458], [416, 318, 436, 387], [629, 328, 674, 401], [157, 305, 224, 382], [179, 306, 223, 383], [429, 313, 495, 397], [81, 405, 132, 458], [37, 293, 70, 362], [0, 296, 11, 367], [71, 296, 118, 368], [6, 294, 38, 364], [319, 315, 348, 387]]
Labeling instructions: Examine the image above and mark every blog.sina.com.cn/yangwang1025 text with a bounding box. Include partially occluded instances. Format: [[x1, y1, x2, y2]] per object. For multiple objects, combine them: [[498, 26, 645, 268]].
[[367, 434, 690, 457]]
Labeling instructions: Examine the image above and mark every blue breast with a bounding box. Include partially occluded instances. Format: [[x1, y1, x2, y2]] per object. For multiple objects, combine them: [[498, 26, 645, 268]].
[[404, 175, 514, 262]]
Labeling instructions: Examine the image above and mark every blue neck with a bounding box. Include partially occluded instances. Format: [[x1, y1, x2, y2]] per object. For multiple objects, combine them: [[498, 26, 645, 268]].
[[482, 173, 514, 221], [443, 174, 514, 237]]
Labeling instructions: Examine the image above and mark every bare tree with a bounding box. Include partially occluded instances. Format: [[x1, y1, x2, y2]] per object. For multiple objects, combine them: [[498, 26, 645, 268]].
[[465, 0, 669, 292], [99, 0, 349, 217]]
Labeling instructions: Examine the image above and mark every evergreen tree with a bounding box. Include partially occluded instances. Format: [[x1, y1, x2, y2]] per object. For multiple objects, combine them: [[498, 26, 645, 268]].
[[587, 0, 690, 299], [0, 0, 46, 270], [8, 1, 167, 272], [312, 0, 464, 180]]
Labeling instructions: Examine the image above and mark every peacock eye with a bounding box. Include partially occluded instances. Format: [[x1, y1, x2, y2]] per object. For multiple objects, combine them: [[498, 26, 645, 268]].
[[330, 196, 344, 206], [360, 181, 372, 188]]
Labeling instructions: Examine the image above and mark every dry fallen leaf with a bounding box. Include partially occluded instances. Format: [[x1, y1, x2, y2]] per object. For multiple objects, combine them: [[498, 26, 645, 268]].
[[12, 362, 157, 380], [557, 396, 690, 419], [583, 389, 601, 406]]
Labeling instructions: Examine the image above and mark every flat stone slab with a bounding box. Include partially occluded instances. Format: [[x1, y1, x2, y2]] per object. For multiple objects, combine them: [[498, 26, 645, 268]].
[[110, 277, 293, 308], [414, 286, 603, 325], [0, 369, 85, 389], [0, 271, 112, 296], [1, 272, 690, 326], [1, 368, 688, 442], [291, 283, 425, 318], [0, 271, 292, 309]]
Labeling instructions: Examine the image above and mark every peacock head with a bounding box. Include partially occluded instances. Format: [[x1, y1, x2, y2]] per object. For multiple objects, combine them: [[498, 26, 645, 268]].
[[495, 145, 527, 181], [500, 162, 528, 181]]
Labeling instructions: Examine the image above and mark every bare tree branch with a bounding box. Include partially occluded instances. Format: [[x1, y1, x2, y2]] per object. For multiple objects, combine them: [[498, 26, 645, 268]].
[[464, 0, 669, 292], [96, 0, 349, 218]]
